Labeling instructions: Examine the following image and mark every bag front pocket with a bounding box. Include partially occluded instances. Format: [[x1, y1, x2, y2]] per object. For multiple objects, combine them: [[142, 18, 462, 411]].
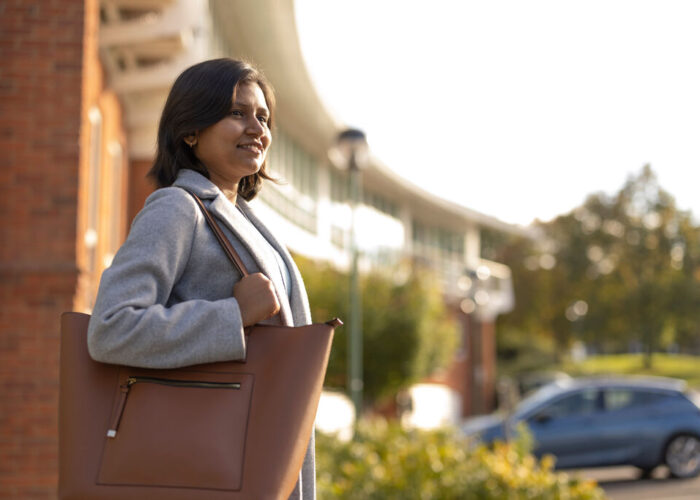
[[97, 369, 254, 491]]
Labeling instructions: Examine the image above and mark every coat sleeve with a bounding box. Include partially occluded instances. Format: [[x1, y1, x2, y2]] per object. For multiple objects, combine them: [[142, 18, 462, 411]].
[[87, 187, 246, 369]]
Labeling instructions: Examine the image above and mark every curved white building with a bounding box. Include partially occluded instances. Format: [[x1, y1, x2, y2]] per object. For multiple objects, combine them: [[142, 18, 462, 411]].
[[94, 0, 526, 419], [0, 4, 534, 493]]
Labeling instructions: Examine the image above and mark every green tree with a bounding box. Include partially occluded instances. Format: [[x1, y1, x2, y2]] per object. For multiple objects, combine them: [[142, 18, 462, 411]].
[[497, 166, 700, 366], [295, 256, 459, 406]]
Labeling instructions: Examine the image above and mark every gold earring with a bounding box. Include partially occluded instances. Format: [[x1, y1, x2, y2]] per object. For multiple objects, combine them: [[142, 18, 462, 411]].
[[185, 137, 197, 147]]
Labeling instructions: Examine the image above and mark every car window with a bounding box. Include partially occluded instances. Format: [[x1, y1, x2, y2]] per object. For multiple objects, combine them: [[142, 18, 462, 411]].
[[542, 388, 598, 418], [684, 390, 700, 409], [515, 383, 567, 418], [604, 389, 667, 411]]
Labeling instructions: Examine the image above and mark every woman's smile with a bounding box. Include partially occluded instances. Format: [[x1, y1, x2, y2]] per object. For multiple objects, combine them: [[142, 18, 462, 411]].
[[238, 141, 264, 155], [191, 81, 272, 195]]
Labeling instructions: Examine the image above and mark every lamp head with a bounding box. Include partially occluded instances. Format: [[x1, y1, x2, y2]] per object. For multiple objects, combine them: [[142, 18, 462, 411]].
[[334, 128, 369, 171]]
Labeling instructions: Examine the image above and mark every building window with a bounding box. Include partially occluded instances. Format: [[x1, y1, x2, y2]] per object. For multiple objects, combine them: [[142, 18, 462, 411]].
[[330, 169, 400, 219], [262, 129, 319, 234], [480, 227, 510, 262], [412, 220, 465, 260], [85, 106, 103, 308], [363, 190, 399, 219], [103, 140, 124, 268], [269, 129, 318, 200], [329, 168, 348, 203]]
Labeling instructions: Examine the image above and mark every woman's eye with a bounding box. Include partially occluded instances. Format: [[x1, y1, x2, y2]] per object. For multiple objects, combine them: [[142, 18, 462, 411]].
[[257, 116, 268, 124], [230, 110, 243, 117]]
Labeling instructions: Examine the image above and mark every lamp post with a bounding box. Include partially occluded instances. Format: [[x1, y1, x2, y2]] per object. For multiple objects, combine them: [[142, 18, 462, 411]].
[[335, 128, 368, 419]]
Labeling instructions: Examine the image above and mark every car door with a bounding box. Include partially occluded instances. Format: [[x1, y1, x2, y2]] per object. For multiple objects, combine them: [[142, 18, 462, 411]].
[[594, 388, 669, 465], [525, 387, 605, 468]]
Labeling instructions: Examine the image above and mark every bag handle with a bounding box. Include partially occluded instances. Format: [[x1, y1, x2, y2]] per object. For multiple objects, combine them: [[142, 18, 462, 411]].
[[183, 188, 344, 330], [182, 189, 249, 278]]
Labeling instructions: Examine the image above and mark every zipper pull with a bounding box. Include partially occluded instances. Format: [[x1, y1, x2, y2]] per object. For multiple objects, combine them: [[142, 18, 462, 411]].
[[106, 381, 132, 438]]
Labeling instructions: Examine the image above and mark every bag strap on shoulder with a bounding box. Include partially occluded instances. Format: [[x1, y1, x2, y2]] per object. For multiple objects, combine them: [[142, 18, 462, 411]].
[[182, 188, 250, 278]]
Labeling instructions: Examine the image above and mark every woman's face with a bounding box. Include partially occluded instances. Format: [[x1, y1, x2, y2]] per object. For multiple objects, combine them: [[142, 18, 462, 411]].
[[192, 82, 271, 192]]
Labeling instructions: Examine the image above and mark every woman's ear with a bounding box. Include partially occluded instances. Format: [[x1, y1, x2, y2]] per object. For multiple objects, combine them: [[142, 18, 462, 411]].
[[184, 133, 198, 148]]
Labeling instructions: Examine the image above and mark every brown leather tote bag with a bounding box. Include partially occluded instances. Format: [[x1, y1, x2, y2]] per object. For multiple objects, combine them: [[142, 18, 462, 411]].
[[58, 192, 339, 500]]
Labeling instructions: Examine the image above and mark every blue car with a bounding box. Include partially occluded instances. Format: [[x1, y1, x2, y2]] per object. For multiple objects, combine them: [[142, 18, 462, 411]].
[[462, 376, 700, 478]]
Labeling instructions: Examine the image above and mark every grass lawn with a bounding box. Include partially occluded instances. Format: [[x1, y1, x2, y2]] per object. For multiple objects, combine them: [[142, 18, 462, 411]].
[[561, 353, 700, 389]]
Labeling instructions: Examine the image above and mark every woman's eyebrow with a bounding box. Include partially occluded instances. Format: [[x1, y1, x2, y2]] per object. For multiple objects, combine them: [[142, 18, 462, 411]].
[[231, 101, 269, 115]]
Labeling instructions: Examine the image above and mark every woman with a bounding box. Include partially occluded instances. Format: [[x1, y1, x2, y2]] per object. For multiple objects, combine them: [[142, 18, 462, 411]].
[[87, 58, 316, 499]]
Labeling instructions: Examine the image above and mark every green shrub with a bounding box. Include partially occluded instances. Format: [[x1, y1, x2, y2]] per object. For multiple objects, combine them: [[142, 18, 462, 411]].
[[496, 326, 558, 376], [295, 255, 459, 404], [316, 419, 606, 500]]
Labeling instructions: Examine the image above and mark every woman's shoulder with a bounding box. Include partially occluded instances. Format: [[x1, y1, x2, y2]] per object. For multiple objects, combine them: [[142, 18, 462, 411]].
[[130, 186, 202, 235], [144, 185, 197, 208], [139, 186, 200, 218]]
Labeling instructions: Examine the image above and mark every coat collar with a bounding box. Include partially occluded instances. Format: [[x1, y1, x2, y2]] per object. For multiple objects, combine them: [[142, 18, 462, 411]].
[[238, 200, 312, 323], [173, 171, 263, 275], [172, 168, 221, 199], [173, 169, 296, 325]]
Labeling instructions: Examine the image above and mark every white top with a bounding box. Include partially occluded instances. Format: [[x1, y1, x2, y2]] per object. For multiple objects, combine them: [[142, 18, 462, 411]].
[[233, 203, 291, 299]]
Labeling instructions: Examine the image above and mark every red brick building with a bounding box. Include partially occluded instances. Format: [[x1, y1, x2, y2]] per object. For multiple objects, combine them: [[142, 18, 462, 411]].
[[0, 1, 131, 497], [0, 1, 520, 496]]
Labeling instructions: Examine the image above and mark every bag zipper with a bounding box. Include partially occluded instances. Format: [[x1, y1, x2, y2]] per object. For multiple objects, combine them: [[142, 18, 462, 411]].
[[106, 376, 241, 438], [124, 376, 241, 390]]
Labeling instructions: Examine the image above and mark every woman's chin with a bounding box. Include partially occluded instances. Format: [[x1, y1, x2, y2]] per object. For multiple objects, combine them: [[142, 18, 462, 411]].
[[242, 164, 262, 177]]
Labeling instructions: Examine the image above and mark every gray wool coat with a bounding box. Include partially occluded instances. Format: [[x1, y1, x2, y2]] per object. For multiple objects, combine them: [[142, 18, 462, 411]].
[[87, 168, 316, 500]]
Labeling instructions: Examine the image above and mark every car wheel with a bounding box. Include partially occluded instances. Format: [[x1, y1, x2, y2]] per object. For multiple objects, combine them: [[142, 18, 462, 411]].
[[665, 434, 700, 478]]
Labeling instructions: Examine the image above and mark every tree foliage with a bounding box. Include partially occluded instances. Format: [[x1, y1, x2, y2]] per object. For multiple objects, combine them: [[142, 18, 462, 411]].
[[295, 256, 459, 405], [496, 166, 700, 364]]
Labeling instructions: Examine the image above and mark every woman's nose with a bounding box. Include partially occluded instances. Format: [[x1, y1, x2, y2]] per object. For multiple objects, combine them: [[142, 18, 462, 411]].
[[245, 117, 265, 136]]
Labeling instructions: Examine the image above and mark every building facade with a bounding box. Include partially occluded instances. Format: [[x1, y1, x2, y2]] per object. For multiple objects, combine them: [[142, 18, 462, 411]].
[[0, 0, 524, 497]]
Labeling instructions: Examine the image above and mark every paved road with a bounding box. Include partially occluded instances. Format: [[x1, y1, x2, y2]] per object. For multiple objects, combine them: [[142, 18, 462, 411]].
[[571, 466, 700, 500]]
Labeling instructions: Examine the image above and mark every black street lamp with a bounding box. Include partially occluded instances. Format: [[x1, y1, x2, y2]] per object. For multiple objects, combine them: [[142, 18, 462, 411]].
[[334, 128, 368, 419]]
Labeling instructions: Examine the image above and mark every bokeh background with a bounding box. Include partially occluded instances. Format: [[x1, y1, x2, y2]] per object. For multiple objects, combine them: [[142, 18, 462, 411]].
[[1, 1, 698, 498]]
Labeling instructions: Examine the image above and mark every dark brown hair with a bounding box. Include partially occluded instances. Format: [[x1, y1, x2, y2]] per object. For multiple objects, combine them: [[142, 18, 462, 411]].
[[149, 58, 276, 200]]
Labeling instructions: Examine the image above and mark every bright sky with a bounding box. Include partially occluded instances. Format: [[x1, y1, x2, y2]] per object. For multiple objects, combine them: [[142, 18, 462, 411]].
[[294, 0, 700, 226]]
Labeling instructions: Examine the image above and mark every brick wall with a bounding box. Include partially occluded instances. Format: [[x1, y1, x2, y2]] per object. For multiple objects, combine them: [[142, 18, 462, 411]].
[[443, 311, 497, 417], [128, 159, 156, 225], [0, 0, 102, 497], [479, 320, 497, 414]]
